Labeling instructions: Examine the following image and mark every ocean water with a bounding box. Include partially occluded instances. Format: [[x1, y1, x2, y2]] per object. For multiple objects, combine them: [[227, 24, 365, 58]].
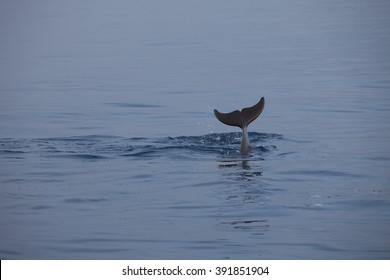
[[1, 0, 390, 259]]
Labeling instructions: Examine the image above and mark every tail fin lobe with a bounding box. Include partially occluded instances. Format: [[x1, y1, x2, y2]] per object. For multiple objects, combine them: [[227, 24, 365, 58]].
[[214, 97, 265, 129]]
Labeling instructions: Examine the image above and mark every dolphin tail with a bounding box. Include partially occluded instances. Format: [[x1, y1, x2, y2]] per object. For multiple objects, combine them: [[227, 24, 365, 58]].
[[214, 97, 265, 129]]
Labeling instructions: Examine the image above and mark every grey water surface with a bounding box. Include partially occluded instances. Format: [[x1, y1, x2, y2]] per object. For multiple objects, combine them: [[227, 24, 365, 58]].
[[1, 0, 390, 259]]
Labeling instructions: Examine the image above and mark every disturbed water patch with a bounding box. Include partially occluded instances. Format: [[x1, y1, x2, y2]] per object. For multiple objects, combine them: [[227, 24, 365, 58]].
[[0, 132, 281, 162]]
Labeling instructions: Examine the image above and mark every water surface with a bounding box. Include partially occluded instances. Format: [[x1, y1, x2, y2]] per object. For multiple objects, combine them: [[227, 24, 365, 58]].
[[1, 0, 390, 259]]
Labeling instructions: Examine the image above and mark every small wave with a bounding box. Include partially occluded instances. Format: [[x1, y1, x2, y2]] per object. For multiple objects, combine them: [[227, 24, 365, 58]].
[[328, 199, 390, 211], [30, 205, 54, 210], [64, 198, 108, 204], [52, 154, 109, 160], [278, 169, 365, 178], [0, 149, 26, 154], [106, 102, 163, 109]]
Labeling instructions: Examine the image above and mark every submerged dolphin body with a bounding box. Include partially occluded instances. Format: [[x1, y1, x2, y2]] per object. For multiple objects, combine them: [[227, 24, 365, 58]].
[[214, 97, 265, 155]]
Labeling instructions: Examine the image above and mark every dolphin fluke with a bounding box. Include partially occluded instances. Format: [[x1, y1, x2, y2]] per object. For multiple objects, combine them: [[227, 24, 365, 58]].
[[214, 97, 265, 129], [214, 97, 265, 154]]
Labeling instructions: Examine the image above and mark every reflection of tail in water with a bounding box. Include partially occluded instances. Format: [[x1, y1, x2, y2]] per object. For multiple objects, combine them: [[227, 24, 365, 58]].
[[214, 97, 265, 155], [218, 160, 263, 181]]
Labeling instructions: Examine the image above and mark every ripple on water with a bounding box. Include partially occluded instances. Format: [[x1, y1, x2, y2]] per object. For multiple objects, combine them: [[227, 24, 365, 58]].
[[1, 132, 281, 162]]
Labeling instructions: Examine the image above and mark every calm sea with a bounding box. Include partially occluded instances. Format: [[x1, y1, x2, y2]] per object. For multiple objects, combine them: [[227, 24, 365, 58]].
[[1, 0, 389, 259]]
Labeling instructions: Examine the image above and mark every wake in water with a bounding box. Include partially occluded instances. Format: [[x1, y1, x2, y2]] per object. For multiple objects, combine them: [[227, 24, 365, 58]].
[[0, 133, 282, 161]]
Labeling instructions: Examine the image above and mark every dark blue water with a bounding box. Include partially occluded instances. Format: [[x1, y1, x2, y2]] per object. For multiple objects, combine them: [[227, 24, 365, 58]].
[[1, 0, 390, 259]]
